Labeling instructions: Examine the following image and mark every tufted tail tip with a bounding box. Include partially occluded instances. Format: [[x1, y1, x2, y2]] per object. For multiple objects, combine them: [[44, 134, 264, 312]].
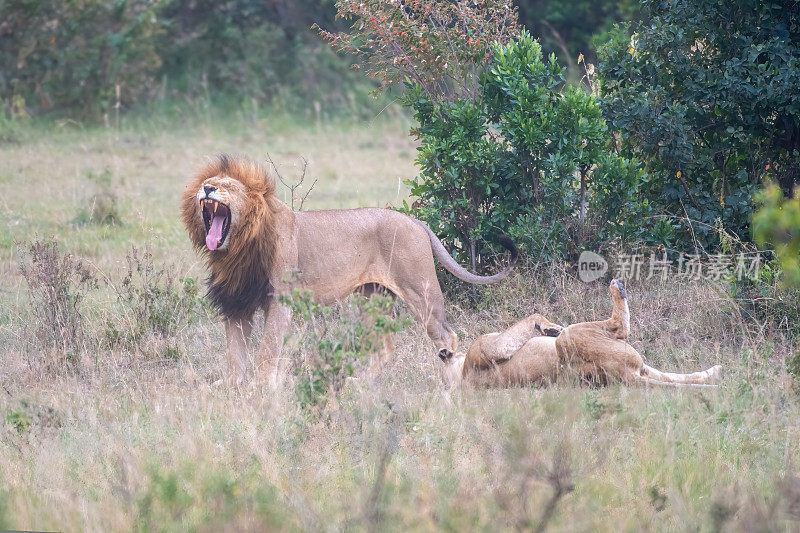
[[497, 235, 519, 266]]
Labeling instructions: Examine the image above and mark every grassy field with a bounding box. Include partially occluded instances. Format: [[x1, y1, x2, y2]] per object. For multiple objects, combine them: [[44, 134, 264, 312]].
[[1, 110, 799, 531]]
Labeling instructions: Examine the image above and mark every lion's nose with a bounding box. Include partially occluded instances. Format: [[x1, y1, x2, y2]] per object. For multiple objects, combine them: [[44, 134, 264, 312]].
[[204, 185, 217, 196]]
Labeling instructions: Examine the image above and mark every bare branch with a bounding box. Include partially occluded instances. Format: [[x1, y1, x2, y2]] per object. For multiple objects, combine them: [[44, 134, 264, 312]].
[[267, 153, 317, 210]]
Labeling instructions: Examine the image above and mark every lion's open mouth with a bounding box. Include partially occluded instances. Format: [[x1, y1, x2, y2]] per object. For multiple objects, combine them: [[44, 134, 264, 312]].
[[201, 198, 231, 251]]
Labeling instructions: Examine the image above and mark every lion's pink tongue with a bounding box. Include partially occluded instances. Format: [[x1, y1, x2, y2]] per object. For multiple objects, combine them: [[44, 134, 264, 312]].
[[206, 215, 225, 250]]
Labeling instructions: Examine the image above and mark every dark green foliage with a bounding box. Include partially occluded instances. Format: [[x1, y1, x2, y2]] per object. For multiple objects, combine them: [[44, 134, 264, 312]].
[[280, 288, 411, 410], [517, 0, 641, 78], [0, 0, 369, 116], [159, 0, 366, 109], [404, 31, 642, 268], [0, 0, 166, 115], [589, 152, 653, 245], [598, 0, 800, 251]]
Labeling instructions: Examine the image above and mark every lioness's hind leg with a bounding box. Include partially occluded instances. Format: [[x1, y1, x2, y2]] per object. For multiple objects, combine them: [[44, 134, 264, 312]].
[[640, 364, 723, 385]]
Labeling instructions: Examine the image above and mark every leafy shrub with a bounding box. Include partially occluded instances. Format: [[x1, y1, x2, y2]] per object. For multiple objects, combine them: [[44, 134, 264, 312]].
[[280, 288, 411, 410], [403, 32, 643, 268], [597, 0, 800, 251], [753, 184, 800, 287], [18, 238, 96, 368], [751, 184, 800, 384]]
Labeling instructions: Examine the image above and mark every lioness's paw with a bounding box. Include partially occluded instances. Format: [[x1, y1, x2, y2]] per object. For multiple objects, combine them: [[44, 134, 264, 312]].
[[438, 349, 455, 362], [542, 325, 564, 337]]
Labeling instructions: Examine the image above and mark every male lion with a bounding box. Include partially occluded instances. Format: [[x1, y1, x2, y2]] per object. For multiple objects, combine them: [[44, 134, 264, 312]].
[[443, 279, 722, 389], [181, 154, 518, 386]]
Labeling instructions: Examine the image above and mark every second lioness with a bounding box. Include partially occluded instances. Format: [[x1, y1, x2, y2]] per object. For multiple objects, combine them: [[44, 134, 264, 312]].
[[444, 280, 722, 388]]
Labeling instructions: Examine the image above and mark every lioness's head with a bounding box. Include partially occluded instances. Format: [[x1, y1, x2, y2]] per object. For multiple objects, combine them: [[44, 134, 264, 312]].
[[181, 154, 275, 254], [609, 278, 626, 300]]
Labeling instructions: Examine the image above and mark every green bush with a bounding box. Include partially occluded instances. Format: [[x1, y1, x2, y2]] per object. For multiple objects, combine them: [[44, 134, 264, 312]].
[[753, 184, 800, 287], [280, 288, 411, 410], [160, 0, 369, 111], [403, 31, 643, 268], [0, 0, 372, 116], [598, 0, 800, 251]]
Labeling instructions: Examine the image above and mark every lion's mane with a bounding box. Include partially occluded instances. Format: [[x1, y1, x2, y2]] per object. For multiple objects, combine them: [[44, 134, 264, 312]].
[[181, 154, 279, 319]]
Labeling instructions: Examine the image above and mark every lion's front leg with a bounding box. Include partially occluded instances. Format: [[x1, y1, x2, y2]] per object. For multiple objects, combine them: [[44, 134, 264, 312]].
[[224, 316, 253, 387], [256, 302, 292, 387]]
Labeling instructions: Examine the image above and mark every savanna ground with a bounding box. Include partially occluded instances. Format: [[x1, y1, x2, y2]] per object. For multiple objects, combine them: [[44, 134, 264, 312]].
[[1, 109, 799, 531]]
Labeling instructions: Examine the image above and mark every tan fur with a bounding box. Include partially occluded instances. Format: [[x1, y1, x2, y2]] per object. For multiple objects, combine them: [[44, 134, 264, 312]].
[[182, 154, 518, 386], [447, 280, 722, 389]]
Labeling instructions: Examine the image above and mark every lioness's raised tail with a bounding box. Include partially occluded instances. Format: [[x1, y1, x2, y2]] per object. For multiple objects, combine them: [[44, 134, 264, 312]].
[[415, 221, 519, 284]]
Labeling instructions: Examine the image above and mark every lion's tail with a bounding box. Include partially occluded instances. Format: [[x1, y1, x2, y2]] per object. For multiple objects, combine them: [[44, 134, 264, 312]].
[[416, 221, 519, 285]]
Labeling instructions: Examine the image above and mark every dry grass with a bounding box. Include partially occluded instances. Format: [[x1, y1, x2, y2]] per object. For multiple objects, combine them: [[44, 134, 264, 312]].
[[1, 112, 799, 531]]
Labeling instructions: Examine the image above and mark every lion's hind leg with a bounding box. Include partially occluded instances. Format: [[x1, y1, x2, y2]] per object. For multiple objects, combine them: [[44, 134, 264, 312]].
[[392, 282, 458, 362]]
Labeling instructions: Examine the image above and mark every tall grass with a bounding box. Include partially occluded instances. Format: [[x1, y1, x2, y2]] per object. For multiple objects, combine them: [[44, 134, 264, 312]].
[[0, 113, 798, 531]]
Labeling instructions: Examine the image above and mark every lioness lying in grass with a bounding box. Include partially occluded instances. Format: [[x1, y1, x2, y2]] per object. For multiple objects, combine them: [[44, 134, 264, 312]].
[[444, 279, 723, 389]]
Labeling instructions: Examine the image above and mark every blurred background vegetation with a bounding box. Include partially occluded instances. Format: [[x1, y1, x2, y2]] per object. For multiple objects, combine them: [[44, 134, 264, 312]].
[[0, 0, 639, 117]]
